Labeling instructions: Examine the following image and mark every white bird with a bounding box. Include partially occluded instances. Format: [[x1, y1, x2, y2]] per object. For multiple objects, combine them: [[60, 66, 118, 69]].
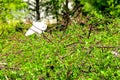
[[25, 21, 47, 36]]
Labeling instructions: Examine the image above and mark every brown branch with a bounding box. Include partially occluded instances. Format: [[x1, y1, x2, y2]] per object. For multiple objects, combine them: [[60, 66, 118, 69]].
[[65, 41, 85, 48], [72, 3, 82, 17], [65, 40, 120, 49], [87, 25, 92, 39], [43, 33, 54, 44], [94, 46, 119, 48]]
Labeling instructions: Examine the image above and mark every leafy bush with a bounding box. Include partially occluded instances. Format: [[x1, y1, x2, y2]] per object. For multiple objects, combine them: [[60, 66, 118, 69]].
[[0, 17, 120, 79], [81, 0, 120, 17]]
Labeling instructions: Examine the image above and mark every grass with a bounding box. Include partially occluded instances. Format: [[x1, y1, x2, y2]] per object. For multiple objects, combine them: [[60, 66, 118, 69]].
[[0, 18, 120, 79]]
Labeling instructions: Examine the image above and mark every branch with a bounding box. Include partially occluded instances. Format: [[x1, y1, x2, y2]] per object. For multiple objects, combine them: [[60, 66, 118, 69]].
[[87, 25, 92, 39]]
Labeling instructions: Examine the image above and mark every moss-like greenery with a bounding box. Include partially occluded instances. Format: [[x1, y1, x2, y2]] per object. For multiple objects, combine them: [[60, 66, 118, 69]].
[[0, 17, 120, 80]]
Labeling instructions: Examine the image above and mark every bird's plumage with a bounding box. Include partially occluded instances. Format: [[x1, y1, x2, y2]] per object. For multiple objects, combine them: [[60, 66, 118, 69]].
[[25, 21, 47, 36]]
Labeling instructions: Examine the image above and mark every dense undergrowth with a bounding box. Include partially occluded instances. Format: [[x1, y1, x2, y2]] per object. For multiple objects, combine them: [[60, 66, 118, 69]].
[[0, 17, 120, 80]]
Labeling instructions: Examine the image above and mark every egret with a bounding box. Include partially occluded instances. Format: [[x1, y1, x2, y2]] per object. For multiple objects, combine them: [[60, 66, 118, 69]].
[[25, 21, 47, 36]]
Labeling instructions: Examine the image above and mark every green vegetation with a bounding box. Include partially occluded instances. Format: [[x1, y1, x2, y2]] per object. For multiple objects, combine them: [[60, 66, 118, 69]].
[[1, 0, 120, 79], [1, 17, 120, 79], [0, 0, 27, 22]]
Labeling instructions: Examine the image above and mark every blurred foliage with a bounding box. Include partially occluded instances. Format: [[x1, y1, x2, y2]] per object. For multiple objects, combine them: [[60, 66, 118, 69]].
[[0, 0, 28, 22], [81, 0, 120, 17], [0, 18, 120, 79], [42, 0, 120, 20], [0, 0, 120, 22], [0, 0, 120, 79]]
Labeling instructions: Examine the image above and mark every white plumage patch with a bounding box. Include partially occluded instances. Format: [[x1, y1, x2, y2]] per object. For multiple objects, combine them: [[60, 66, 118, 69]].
[[25, 21, 47, 36]]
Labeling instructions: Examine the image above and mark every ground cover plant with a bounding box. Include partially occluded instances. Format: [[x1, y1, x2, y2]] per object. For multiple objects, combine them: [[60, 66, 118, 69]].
[[0, 17, 120, 80]]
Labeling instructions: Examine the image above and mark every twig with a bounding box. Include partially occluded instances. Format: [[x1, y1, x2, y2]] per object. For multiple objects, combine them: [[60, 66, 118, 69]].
[[0, 27, 4, 36], [65, 41, 85, 48], [42, 33, 54, 44], [87, 25, 92, 39], [94, 46, 120, 48]]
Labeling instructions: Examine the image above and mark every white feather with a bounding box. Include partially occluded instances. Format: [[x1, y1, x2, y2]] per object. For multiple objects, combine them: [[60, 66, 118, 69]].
[[25, 21, 47, 36], [25, 29, 35, 36]]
